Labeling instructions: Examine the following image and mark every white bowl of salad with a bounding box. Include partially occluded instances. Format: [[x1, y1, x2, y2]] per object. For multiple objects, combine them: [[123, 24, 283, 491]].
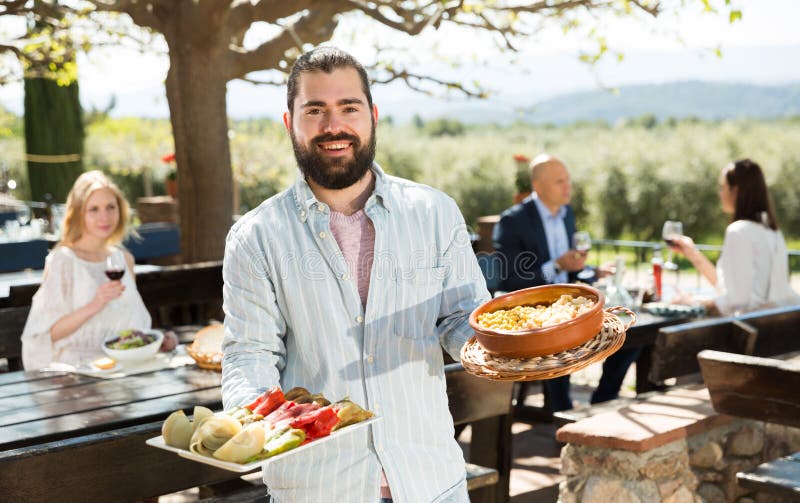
[[102, 329, 164, 362]]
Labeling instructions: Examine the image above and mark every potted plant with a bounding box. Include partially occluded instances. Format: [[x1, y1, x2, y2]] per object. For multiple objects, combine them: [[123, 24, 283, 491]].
[[513, 154, 532, 204], [162, 153, 178, 198]]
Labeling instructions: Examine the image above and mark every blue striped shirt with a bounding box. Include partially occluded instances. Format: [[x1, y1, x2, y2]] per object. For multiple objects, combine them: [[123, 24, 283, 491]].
[[221, 164, 490, 502]]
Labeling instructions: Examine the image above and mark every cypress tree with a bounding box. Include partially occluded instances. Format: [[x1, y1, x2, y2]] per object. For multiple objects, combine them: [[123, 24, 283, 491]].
[[24, 77, 84, 203], [23, 0, 84, 203]]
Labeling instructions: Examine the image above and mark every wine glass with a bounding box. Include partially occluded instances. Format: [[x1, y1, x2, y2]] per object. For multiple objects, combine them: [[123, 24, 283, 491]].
[[105, 248, 126, 281], [573, 231, 594, 281], [16, 204, 31, 226], [662, 220, 683, 270]]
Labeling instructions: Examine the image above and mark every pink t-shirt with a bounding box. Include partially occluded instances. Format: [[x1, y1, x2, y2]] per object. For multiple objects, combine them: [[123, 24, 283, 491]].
[[329, 209, 375, 308], [329, 209, 391, 498]]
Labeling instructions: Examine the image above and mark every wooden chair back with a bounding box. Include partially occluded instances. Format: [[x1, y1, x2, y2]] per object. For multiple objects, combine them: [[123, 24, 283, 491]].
[[650, 317, 757, 382], [737, 305, 800, 357]]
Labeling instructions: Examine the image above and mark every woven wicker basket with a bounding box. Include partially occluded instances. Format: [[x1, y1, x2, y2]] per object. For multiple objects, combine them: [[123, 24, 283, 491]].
[[461, 307, 635, 382], [186, 324, 223, 371]]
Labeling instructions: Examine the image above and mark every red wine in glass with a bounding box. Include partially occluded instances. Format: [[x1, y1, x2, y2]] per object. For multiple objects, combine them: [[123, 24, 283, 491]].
[[663, 238, 676, 247], [105, 269, 125, 281], [105, 249, 126, 281]]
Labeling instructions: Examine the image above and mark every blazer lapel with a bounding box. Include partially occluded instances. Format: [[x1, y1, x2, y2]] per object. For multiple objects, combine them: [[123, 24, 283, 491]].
[[523, 198, 551, 263]]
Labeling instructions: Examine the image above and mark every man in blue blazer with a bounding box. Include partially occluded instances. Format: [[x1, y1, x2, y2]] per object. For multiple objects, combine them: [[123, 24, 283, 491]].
[[494, 154, 641, 416], [493, 154, 587, 412]]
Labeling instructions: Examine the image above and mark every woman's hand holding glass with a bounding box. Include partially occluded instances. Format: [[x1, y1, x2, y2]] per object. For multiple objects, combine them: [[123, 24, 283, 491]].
[[91, 249, 127, 312]]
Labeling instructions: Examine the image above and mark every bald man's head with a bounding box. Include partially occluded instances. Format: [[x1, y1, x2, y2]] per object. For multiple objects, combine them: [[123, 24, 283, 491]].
[[529, 154, 572, 213]]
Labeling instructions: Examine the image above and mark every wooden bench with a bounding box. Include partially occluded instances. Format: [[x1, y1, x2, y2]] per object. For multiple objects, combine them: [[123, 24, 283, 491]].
[[196, 363, 514, 503], [737, 304, 800, 357], [0, 305, 29, 371], [554, 305, 800, 427], [698, 349, 800, 500], [0, 421, 243, 502], [649, 316, 757, 383], [135, 261, 223, 327]]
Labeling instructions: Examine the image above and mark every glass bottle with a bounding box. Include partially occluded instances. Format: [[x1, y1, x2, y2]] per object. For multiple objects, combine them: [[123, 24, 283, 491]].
[[605, 256, 634, 308], [651, 247, 663, 301]]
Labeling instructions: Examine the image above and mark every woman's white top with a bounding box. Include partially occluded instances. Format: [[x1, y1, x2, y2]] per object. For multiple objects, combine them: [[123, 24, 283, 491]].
[[21, 246, 152, 370], [715, 220, 800, 315]]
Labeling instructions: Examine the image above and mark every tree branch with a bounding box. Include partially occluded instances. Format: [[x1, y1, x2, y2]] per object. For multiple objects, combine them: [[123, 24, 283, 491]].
[[227, 3, 346, 81], [239, 75, 285, 86], [370, 64, 487, 99], [343, 0, 462, 36], [227, 0, 314, 37], [88, 0, 170, 32]]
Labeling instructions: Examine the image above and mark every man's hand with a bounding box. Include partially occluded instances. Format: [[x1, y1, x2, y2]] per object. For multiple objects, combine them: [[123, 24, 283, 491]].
[[556, 249, 587, 273]]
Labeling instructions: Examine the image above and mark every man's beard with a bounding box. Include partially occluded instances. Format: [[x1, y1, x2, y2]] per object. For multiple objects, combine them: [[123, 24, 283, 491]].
[[291, 125, 376, 190]]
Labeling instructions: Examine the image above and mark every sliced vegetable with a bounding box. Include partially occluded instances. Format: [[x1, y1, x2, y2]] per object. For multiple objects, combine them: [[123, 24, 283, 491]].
[[290, 406, 339, 442], [245, 386, 286, 416], [243, 427, 306, 463]]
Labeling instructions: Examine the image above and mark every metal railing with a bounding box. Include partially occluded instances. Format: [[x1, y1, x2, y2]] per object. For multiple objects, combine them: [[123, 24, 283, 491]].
[[591, 238, 800, 287]]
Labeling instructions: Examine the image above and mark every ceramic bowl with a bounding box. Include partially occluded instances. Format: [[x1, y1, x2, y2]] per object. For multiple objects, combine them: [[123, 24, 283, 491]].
[[469, 284, 605, 358], [102, 329, 164, 362]]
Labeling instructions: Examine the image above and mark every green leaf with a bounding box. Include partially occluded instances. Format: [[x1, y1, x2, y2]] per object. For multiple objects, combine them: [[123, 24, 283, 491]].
[[729, 10, 742, 23]]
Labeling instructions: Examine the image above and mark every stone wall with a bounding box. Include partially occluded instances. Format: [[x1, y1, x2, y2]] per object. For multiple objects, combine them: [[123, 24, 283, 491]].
[[559, 419, 800, 503]]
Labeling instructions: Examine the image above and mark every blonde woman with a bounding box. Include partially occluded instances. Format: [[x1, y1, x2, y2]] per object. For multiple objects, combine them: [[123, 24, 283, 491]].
[[21, 171, 152, 370]]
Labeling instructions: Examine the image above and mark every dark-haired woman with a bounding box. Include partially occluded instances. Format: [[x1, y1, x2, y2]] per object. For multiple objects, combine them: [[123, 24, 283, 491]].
[[671, 159, 799, 315]]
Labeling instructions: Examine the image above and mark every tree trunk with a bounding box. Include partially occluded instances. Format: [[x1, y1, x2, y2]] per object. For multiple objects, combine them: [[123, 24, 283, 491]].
[[23, 77, 84, 203], [163, 33, 232, 263]]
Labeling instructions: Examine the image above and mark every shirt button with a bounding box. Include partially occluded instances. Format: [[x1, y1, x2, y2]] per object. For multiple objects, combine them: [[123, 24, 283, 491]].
[[317, 204, 326, 212], [356, 315, 364, 323], [300, 210, 306, 219], [341, 273, 349, 280], [318, 231, 326, 239], [367, 355, 374, 363]]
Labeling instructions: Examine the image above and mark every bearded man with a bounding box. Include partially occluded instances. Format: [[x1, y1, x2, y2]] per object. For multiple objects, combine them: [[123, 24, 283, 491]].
[[221, 47, 490, 503]]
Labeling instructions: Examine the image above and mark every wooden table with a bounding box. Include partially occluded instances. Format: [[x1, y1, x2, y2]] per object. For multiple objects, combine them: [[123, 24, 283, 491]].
[[0, 360, 512, 503], [0, 364, 234, 502]]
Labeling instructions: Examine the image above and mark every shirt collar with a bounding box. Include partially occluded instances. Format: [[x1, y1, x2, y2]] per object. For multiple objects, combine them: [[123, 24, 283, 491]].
[[532, 193, 566, 220], [291, 162, 392, 220]]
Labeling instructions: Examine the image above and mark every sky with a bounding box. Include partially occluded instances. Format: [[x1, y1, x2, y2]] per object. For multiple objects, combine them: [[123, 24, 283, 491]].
[[0, 0, 798, 121]]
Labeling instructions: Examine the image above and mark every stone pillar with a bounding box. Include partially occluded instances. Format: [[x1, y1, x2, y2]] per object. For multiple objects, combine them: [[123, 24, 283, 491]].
[[560, 439, 699, 503]]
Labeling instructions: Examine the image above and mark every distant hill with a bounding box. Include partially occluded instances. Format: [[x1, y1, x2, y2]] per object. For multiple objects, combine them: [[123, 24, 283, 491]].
[[509, 81, 800, 125]]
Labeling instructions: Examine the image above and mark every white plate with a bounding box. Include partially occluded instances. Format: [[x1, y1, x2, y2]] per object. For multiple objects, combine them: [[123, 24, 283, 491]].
[[146, 416, 381, 473], [66, 351, 195, 379]]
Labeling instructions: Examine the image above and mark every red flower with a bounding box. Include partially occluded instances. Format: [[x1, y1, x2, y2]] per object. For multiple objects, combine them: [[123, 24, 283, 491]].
[[513, 154, 530, 163], [161, 153, 176, 163]]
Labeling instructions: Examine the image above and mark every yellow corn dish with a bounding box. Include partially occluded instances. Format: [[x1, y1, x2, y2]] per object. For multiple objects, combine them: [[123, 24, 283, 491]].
[[477, 294, 595, 331]]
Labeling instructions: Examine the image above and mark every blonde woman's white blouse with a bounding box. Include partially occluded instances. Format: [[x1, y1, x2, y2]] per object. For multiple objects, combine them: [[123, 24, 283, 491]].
[[21, 246, 152, 370], [715, 220, 800, 315]]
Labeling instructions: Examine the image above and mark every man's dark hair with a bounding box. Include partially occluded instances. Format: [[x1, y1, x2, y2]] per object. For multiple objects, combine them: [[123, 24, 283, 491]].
[[725, 158, 779, 230], [286, 46, 373, 113]]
